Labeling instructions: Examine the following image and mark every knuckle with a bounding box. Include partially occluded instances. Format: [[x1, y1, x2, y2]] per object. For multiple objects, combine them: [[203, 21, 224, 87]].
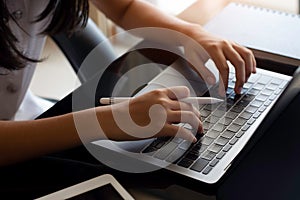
[[236, 59, 245, 67], [157, 98, 169, 106], [221, 39, 230, 46], [151, 89, 165, 97]]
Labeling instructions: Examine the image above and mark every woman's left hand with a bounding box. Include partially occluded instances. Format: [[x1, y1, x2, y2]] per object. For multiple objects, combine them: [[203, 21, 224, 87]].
[[184, 25, 257, 96]]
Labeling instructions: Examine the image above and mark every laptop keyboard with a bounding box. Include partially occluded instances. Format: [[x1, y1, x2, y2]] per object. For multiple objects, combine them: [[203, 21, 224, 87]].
[[141, 71, 288, 175]]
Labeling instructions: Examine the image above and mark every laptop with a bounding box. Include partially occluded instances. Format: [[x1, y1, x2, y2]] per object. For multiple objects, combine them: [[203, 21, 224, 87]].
[[90, 56, 295, 184]]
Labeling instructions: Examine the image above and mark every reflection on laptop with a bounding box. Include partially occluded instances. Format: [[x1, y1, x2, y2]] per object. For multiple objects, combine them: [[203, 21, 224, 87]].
[[92, 58, 292, 184]]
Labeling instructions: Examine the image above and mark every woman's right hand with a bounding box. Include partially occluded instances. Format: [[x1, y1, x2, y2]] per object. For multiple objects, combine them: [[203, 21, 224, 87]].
[[96, 86, 203, 143]]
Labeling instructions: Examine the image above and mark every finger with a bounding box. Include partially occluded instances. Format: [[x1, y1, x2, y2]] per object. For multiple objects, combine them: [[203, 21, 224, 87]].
[[223, 46, 246, 94], [210, 50, 229, 96], [167, 111, 203, 133], [165, 86, 190, 100], [187, 50, 216, 85], [233, 44, 255, 81], [163, 124, 197, 143], [252, 54, 257, 73], [168, 101, 201, 117]]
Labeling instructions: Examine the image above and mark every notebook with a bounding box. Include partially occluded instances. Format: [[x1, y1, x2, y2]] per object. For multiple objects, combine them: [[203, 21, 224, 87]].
[[204, 3, 300, 67], [91, 57, 294, 184]]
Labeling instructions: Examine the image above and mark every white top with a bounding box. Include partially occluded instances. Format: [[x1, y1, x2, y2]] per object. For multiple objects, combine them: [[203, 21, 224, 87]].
[[0, 0, 54, 121]]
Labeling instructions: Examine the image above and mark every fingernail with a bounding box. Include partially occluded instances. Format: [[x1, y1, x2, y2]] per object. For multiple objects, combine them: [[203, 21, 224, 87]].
[[237, 87, 243, 94], [193, 136, 197, 143]]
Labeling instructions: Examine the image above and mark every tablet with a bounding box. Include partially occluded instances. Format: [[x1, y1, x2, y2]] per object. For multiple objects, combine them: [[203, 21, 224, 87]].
[[36, 174, 134, 200]]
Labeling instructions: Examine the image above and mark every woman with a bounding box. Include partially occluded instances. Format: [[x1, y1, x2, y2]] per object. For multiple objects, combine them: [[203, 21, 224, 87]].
[[0, 0, 256, 197]]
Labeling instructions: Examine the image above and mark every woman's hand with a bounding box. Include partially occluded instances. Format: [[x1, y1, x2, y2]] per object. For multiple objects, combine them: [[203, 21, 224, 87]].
[[184, 25, 257, 95], [96, 86, 203, 142]]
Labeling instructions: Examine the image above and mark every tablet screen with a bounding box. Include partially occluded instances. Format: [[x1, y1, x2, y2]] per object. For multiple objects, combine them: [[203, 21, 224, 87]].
[[67, 183, 123, 200]]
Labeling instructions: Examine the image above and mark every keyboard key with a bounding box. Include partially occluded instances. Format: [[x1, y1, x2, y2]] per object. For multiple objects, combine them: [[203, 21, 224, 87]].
[[216, 151, 226, 159], [200, 109, 211, 118], [154, 142, 178, 160], [191, 158, 209, 172], [223, 145, 232, 152], [243, 82, 253, 89], [201, 151, 216, 161], [203, 166, 213, 175], [279, 80, 288, 89], [178, 158, 194, 168], [245, 106, 258, 114], [258, 106, 267, 113], [266, 84, 278, 91], [227, 124, 241, 133], [226, 111, 239, 119], [210, 159, 219, 167], [240, 111, 252, 120], [206, 130, 220, 139], [230, 137, 238, 145], [208, 144, 223, 154], [203, 122, 213, 131], [206, 116, 219, 124], [185, 152, 199, 161], [253, 112, 261, 119], [231, 105, 244, 113], [179, 141, 192, 150], [241, 125, 250, 131], [271, 78, 283, 85], [258, 75, 271, 84], [219, 117, 233, 126], [253, 83, 265, 90], [256, 94, 269, 102], [212, 123, 226, 132], [248, 73, 261, 83], [200, 136, 214, 146], [248, 88, 260, 95], [251, 100, 263, 108], [172, 137, 183, 144], [192, 144, 208, 154], [261, 89, 273, 96], [247, 118, 256, 125], [264, 100, 272, 106], [215, 137, 229, 146], [269, 94, 277, 101], [236, 131, 245, 138], [233, 118, 247, 126], [226, 88, 234, 96], [166, 148, 186, 163], [222, 131, 235, 139], [242, 94, 256, 101], [274, 89, 282, 95], [212, 109, 225, 118]]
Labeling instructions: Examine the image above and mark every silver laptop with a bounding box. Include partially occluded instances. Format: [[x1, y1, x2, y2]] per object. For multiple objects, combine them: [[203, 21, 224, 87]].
[[90, 58, 292, 184]]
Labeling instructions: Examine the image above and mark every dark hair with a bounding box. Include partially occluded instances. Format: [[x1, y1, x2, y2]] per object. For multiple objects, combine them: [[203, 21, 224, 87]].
[[0, 0, 89, 71]]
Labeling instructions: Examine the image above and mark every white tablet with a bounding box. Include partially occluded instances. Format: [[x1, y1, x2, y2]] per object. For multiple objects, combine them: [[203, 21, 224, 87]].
[[36, 174, 134, 200]]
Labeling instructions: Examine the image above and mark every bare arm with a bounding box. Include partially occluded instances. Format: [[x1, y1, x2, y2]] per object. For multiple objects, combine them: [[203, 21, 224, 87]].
[[0, 87, 200, 166], [91, 0, 257, 94]]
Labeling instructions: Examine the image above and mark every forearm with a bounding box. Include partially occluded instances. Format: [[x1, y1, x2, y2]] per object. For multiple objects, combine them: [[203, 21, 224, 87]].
[[91, 0, 201, 42], [0, 113, 89, 166]]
